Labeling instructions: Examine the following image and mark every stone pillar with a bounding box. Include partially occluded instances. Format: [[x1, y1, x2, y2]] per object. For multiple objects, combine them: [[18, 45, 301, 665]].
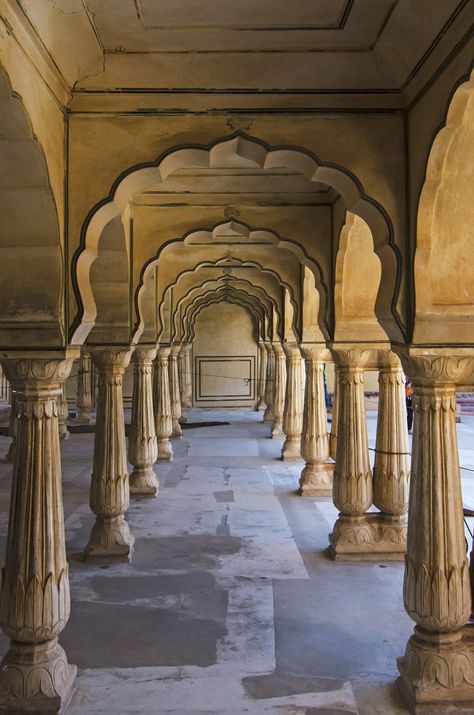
[[396, 352, 474, 711], [57, 383, 69, 440], [76, 348, 93, 423], [329, 365, 339, 461], [257, 342, 267, 411], [299, 345, 334, 495], [0, 352, 77, 713], [178, 345, 188, 423], [128, 347, 159, 497], [184, 343, 193, 408], [155, 346, 173, 461], [372, 351, 410, 555], [4, 388, 17, 462], [281, 343, 304, 459], [263, 342, 275, 423], [271, 342, 287, 438], [328, 349, 374, 559], [169, 344, 182, 438], [86, 347, 134, 560]]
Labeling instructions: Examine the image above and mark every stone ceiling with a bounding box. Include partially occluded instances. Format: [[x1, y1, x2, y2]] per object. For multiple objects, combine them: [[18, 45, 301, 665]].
[[16, 0, 472, 100]]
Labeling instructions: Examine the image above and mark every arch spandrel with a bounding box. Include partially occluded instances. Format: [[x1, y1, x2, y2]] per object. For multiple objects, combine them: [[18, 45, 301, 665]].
[[0, 64, 64, 348], [334, 212, 388, 344], [172, 275, 276, 343], [414, 72, 474, 345]]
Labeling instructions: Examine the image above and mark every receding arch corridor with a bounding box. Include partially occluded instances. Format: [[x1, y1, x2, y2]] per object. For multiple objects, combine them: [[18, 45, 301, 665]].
[[0, 407, 473, 714]]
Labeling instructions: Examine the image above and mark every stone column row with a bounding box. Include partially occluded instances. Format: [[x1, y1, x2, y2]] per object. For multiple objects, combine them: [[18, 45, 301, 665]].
[[328, 348, 410, 561]]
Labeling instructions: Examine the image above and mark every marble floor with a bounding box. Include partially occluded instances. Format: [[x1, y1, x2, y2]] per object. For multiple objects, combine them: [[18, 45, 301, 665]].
[[0, 408, 473, 714]]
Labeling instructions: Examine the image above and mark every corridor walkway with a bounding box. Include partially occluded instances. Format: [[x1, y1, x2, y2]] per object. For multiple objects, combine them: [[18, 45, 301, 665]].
[[0, 409, 473, 714]]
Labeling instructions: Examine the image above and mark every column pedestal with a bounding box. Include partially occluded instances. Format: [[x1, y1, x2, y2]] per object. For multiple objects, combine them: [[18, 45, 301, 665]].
[[0, 352, 78, 714], [86, 347, 134, 561], [155, 347, 174, 461], [281, 343, 303, 460], [129, 347, 159, 497], [299, 346, 334, 496], [271, 342, 287, 438]]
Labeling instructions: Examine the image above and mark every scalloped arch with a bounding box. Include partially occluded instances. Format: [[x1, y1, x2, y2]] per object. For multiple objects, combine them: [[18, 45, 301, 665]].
[[71, 133, 403, 344]]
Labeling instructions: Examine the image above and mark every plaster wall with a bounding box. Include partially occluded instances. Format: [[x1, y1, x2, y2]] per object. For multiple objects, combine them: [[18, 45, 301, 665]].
[[192, 302, 258, 409]]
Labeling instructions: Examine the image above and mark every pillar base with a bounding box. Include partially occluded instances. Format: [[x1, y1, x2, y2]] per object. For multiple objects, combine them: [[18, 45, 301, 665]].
[[74, 408, 91, 424], [397, 627, 474, 714], [4, 440, 15, 463], [299, 462, 334, 496], [171, 420, 182, 438], [58, 425, 69, 441], [178, 414, 188, 424], [257, 398, 267, 411], [271, 419, 284, 438], [328, 513, 407, 560], [156, 438, 173, 461], [281, 436, 303, 461], [0, 639, 77, 714], [263, 408, 274, 423], [129, 467, 159, 497], [85, 515, 134, 561]]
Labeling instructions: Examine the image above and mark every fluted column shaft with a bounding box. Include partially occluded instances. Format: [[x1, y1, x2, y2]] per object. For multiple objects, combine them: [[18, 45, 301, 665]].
[[169, 345, 183, 438], [328, 350, 373, 559], [5, 388, 17, 462], [155, 347, 173, 461], [299, 346, 334, 495], [271, 342, 287, 438], [396, 352, 474, 710], [263, 343, 275, 423], [329, 365, 339, 461], [58, 383, 69, 440], [86, 347, 134, 560], [178, 345, 189, 423], [129, 347, 159, 497], [373, 353, 410, 535], [257, 342, 267, 411], [184, 343, 193, 407], [281, 343, 304, 459], [0, 353, 77, 712], [76, 349, 93, 423]]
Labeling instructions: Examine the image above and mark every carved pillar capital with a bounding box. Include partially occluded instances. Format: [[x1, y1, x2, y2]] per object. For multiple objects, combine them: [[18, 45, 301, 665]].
[[89, 346, 133, 374], [397, 348, 474, 389]]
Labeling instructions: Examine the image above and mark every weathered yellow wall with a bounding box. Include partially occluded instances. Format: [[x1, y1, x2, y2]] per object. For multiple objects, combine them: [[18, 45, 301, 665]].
[[192, 302, 258, 408]]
